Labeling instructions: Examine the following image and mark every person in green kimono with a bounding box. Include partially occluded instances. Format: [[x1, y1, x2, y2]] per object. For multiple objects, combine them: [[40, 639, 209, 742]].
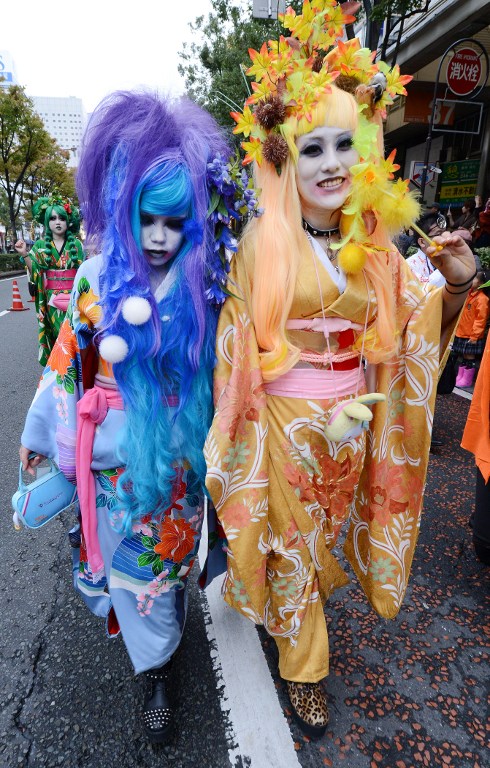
[[15, 195, 85, 365]]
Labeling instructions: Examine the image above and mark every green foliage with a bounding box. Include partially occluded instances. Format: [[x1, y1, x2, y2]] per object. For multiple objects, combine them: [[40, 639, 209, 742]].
[[404, 245, 418, 259], [178, 0, 302, 130], [0, 252, 24, 271], [24, 148, 76, 215], [368, 0, 428, 21], [363, 0, 430, 60], [0, 85, 74, 239], [475, 247, 490, 269]]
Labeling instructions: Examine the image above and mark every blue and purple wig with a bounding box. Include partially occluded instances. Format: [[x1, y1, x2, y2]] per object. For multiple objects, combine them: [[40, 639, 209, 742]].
[[76, 91, 231, 532]]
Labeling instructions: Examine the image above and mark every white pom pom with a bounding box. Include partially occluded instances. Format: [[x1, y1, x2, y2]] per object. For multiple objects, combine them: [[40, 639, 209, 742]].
[[99, 335, 129, 363], [122, 296, 152, 326]]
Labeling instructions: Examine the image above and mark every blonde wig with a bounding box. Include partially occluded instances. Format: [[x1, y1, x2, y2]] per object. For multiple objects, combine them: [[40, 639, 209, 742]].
[[240, 85, 398, 382]]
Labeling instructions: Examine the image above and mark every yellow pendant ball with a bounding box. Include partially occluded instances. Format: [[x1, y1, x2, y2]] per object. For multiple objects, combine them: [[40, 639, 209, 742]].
[[338, 243, 367, 274]]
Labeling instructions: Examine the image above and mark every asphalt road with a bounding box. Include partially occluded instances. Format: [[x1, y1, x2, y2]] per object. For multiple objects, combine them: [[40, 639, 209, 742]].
[[0, 274, 488, 768]]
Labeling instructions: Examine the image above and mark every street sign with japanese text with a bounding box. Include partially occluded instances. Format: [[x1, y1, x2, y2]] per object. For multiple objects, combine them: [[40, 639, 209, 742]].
[[439, 160, 479, 207], [446, 48, 482, 97]]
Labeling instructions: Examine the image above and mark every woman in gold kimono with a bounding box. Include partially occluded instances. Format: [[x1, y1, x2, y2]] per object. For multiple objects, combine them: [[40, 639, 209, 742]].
[[205, 1, 476, 737]]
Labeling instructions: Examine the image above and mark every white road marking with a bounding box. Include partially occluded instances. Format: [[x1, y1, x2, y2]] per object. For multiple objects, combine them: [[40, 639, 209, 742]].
[[453, 386, 473, 401], [198, 510, 301, 768], [0, 310, 10, 316]]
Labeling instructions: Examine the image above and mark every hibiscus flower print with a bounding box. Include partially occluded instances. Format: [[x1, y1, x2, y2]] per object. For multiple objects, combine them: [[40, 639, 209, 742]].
[[48, 319, 75, 378], [154, 517, 196, 563], [78, 285, 102, 327]]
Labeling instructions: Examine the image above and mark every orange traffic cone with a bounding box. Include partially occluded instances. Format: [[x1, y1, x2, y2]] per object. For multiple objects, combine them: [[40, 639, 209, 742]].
[[9, 279, 29, 311]]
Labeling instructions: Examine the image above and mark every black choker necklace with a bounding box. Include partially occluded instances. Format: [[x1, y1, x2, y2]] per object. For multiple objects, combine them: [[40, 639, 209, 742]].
[[302, 218, 340, 238]]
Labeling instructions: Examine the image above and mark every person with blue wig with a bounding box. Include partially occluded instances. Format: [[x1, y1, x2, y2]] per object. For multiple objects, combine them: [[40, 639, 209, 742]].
[[17, 90, 259, 743]]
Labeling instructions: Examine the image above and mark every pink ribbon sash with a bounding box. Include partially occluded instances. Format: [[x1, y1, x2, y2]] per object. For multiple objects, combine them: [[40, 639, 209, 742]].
[[264, 366, 365, 399], [76, 385, 124, 579]]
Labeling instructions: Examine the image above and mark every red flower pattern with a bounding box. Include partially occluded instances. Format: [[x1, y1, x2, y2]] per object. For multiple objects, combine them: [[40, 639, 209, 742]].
[[154, 517, 196, 563]]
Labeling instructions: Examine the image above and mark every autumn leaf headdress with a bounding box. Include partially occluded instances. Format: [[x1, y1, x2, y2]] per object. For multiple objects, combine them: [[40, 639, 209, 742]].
[[232, 1, 419, 272]]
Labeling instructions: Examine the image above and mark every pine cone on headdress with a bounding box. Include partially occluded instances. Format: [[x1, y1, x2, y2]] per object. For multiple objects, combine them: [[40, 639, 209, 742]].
[[335, 74, 362, 95], [255, 95, 287, 130], [263, 133, 289, 166], [312, 55, 324, 74]]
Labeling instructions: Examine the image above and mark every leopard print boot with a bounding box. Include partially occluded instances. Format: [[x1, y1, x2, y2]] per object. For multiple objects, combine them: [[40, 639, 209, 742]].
[[286, 681, 329, 738]]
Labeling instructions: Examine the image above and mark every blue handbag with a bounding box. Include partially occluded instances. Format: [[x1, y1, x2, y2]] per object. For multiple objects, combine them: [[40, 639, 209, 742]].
[[12, 456, 78, 529]]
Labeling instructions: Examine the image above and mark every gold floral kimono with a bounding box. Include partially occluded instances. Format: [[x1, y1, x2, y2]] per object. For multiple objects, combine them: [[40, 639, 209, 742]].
[[205, 246, 449, 682]]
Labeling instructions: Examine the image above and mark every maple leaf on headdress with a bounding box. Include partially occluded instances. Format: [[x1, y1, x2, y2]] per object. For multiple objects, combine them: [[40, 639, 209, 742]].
[[269, 48, 294, 79], [247, 43, 274, 82], [380, 149, 400, 179], [382, 63, 413, 96], [325, 3, 356, 40], [231, 105, 255, 137], [282, 1, 316, 45], [285, 68, 309, 105], [312, 68, 338, 92], [269, 36, 292, 57], [242, 136, 264, 166], [375, 61, 413, 114], [325, 38, 376, 81], [245, 79, 276, 106]]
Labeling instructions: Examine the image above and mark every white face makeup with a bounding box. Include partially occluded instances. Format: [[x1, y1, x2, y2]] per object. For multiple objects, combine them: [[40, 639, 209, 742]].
[[49, 212, 68, 238], [295, 125, 358, 229], [140, 213, 185, 269]]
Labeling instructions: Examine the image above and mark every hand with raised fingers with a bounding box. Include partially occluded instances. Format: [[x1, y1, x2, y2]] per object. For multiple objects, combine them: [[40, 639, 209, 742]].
[[426, 232, 475, 287]]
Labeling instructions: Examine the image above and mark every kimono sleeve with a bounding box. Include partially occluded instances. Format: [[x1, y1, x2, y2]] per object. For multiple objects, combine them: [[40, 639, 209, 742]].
[[345, 252, 455, 619], [204, 257, 269, 623], [20, 261, 99, 482]]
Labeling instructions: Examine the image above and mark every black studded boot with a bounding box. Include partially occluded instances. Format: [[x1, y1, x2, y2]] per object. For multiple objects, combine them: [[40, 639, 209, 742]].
[[142, 660, 173, 743]]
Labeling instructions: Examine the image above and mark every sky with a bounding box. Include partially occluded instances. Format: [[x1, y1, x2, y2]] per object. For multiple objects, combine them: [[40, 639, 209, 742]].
[[1, 0, 213, 113]]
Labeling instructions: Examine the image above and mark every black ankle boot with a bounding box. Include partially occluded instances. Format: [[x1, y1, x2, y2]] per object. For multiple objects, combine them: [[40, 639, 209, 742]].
[[142, 661, 173, 743]]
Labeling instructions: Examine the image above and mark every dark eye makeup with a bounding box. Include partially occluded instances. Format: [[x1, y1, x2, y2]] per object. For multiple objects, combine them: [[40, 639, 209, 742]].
[[337, 136, 354, 150], [299, 133, 354, 156], [140, 213, 185, 230], [299, 143, 322, 157]]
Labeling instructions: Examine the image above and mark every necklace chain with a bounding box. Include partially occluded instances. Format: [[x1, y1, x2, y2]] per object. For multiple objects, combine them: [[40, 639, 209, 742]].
[[306, 231, 337, 263]]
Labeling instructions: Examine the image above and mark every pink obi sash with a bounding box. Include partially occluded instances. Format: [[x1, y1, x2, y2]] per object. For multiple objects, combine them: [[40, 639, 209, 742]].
[[264, 366, 365, 399], [45, 269, 77, 312], [76, 384, 124, 580]]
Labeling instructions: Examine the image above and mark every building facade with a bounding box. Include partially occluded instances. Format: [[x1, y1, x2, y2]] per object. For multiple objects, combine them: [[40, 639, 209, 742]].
[[378, 0, 490, 211], [32, 96, 87, 169]]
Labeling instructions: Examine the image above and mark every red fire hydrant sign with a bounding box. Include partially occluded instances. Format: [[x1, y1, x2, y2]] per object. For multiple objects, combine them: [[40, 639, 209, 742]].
[[446, 47, 482, 97]]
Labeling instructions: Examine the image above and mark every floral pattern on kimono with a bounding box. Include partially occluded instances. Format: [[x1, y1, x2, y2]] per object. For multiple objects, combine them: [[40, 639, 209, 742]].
[[205, 247, 458, 642]]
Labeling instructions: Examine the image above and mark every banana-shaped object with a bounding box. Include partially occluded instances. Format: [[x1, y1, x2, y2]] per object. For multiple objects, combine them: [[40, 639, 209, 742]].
[[324, 393, 386, 442]]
